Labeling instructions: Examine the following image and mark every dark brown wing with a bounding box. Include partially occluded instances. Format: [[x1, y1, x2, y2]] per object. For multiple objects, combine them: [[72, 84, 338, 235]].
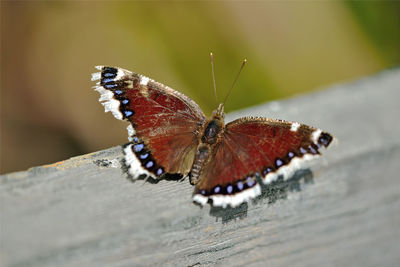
[[92, 66, 206, 179], [193, 117, 333, 208]]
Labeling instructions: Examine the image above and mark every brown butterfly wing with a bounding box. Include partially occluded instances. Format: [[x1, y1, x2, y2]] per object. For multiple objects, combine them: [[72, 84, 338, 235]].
[[92, 66, 206, 179], [193, 117, 333, 207]]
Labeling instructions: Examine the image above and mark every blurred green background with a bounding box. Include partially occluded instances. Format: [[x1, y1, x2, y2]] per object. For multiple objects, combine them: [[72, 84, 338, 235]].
[[1, 1, 399, 174]]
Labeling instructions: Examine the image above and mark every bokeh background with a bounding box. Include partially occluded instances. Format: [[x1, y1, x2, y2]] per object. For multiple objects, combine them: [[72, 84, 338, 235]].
[[1, 1, 399, 174]]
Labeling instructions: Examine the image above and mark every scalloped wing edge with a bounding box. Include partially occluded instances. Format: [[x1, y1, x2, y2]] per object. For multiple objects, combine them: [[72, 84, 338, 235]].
[[124, 143, 158, 180], [193, 184, 262, 208]]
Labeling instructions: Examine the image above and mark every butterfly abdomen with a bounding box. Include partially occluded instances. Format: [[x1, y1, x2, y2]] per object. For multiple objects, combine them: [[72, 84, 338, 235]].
[[190, 145, 209, 185]]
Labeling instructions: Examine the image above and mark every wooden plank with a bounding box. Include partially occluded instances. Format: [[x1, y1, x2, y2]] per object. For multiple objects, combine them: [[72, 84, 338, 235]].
[[1, 69, 400, 267]]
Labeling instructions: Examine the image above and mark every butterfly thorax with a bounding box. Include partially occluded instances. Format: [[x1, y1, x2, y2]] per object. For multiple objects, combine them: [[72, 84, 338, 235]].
[[189, 110, 225, 185]]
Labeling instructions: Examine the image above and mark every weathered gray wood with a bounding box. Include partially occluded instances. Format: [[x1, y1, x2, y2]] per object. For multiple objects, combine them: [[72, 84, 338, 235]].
[[1, 69, 400, 267]]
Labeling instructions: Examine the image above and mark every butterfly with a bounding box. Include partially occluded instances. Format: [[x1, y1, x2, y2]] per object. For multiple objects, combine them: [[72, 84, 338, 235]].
[[91, 60, 333, 208]]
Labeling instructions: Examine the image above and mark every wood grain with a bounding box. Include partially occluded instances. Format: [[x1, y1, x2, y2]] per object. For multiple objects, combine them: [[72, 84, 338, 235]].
[[1, 69, 400, 267]]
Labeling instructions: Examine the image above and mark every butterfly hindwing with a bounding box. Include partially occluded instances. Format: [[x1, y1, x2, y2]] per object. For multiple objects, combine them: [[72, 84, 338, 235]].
[[193, 117, 333, 208], [92, 66, 206, 179]]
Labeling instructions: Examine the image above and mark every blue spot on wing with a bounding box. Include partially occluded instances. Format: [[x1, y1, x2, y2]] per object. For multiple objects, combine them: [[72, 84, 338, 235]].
[[139, 153, 149, 159], [134, 144, 144, 152], [246, 177, 255, 187], [124, 110, 133, 117], [227, 185, 233, 194], [103, 72, 117, 78], [103, 67, 118, 74], [275, 158, 284, 168], [214, 186, 221, 194], [104, 83, 117, 89], [101, 78, 114, 84], [156, 168, 163, 176], [146, 161, 154, 168], [237, 181, 244, 190]]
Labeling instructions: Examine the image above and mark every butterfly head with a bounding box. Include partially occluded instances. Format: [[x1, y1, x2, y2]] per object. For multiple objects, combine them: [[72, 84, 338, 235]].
[[203, 105, 225, 145]]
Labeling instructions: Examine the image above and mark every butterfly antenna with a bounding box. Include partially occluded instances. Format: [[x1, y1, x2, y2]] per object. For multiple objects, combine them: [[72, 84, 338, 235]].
[[222, 58, 247, 107], [210, 52, 218, 107]]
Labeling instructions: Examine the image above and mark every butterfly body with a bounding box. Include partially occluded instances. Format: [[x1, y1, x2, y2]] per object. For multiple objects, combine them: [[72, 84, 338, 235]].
[[92, 66, 333, 208], [190, 106, 225, 185]]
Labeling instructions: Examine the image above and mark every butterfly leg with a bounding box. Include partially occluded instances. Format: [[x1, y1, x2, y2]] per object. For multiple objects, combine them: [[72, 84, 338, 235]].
[[179, 174, 189, 183]]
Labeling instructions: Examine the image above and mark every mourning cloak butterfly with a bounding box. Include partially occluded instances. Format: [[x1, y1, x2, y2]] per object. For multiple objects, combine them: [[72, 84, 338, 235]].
[[92, 62, 333, 208]]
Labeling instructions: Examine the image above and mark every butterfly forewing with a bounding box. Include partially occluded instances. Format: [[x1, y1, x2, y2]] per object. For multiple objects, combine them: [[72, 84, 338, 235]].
[[93, 66, 206, 179]]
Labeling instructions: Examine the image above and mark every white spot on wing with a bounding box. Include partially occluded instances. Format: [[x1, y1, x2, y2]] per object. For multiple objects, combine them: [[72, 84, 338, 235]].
[[114, 69, 125, 81], [98, 90, 114, 102], [102, 99, 123, 120], [94, 85, 123, 120], [193, 194, 208, 206], [312, 129, 322, 144], [91, 72, 101, 81], [127, 124, 135, 141], [140, 76, 150, 86], [291, 122, 300, 132]]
